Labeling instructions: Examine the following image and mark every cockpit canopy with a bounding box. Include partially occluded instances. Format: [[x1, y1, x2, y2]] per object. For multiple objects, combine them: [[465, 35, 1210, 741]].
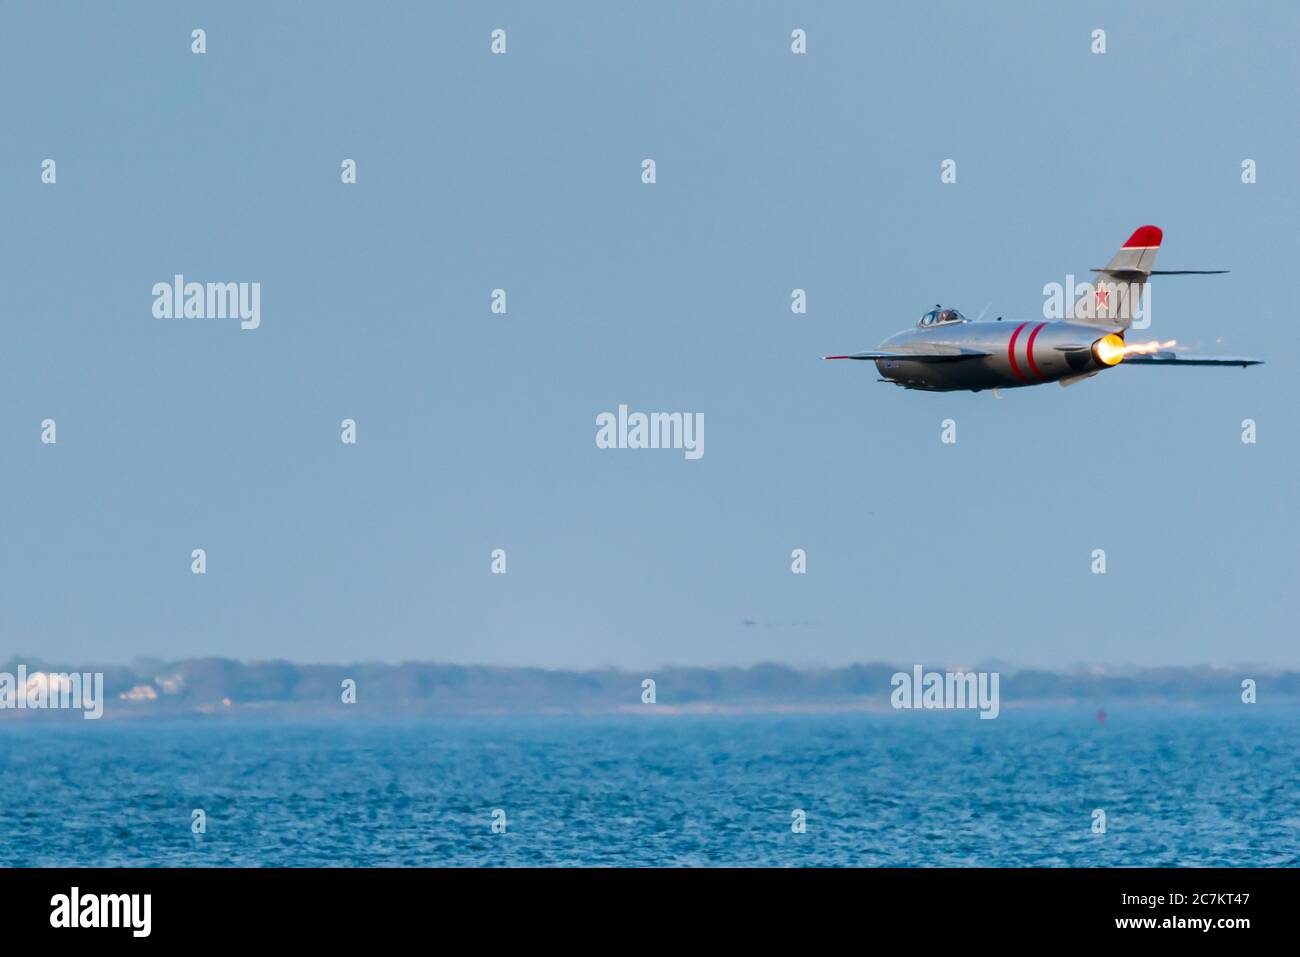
[[918, 306, 966, 328]]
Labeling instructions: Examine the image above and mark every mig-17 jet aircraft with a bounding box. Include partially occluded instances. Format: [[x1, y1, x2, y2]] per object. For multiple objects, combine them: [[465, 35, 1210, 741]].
[[825, 226, 1260, 392]]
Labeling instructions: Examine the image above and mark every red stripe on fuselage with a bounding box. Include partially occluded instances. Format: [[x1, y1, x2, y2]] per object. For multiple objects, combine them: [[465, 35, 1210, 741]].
[[1025, 322, 1047, 380], [1007, 322, 1029, 382]]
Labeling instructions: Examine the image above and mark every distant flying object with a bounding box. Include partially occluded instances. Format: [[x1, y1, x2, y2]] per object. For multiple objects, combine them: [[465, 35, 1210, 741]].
[[825, 226, 1261, 392]]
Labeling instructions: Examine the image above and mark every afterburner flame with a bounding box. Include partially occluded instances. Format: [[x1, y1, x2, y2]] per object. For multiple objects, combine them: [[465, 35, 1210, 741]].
[[1093, 335, 1178, 367], [1092, 334, 1126, 366], [1121, 339, 1177, 357]]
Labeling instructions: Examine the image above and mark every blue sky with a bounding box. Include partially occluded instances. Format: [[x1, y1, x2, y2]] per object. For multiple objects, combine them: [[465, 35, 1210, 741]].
[[1, 2, 1295, 669]]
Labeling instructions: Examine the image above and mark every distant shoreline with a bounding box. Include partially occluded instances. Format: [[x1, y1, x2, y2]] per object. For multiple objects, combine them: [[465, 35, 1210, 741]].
[[2, 657, 1295, 720]]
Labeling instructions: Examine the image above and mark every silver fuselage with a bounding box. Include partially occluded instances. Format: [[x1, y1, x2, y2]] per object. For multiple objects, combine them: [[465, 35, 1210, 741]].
[[876, 320, 1119, 391]]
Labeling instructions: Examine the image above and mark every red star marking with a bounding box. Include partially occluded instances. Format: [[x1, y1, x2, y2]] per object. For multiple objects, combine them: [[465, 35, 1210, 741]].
[[1094, 283, 1111, 311]]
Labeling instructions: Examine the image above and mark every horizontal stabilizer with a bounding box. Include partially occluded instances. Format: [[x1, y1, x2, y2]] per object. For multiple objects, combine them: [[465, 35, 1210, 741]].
[[1091, 268, 1228, 276], [1123, 352, 1261, 367]]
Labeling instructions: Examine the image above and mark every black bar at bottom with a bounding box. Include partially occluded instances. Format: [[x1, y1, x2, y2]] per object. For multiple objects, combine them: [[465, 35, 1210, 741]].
[[0, 867, 1290, 941]]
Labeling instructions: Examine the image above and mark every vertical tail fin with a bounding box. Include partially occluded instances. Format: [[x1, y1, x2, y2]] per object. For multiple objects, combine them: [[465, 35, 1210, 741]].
[[1070, 225, 1161, 328]]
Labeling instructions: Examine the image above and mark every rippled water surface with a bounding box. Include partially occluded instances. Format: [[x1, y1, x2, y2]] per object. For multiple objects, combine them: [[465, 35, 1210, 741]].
[[2, 710, 1297, 866]]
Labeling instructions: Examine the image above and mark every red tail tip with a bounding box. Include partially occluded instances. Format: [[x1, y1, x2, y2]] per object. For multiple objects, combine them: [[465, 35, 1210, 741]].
[[1123, 225, 1163, 248]]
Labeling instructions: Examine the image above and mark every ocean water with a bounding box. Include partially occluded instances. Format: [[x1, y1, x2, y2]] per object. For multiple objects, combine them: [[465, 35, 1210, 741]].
[[1, 710, 1297, 867]]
